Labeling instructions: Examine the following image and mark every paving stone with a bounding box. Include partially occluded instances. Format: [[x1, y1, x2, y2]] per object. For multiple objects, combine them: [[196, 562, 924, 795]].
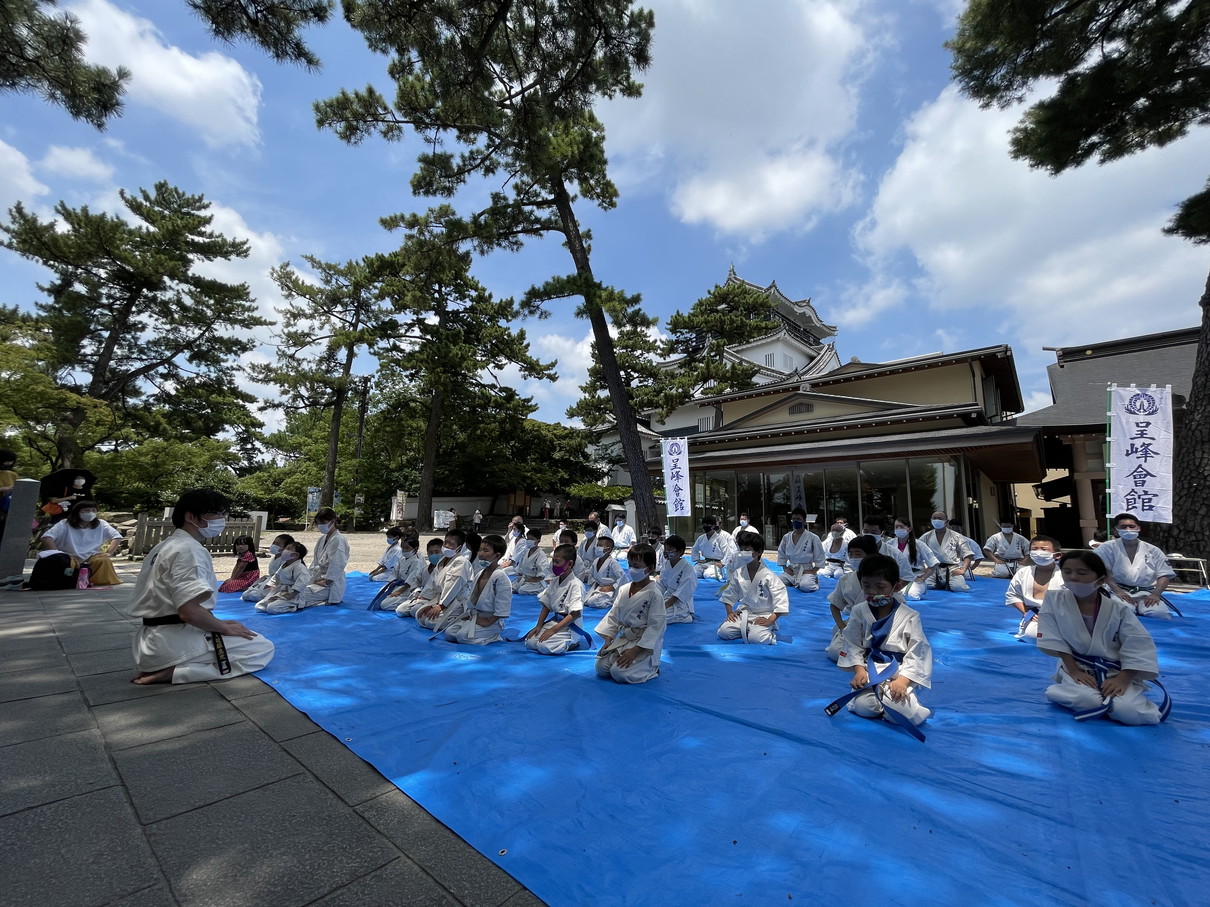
[[232, 687, 323, 741], [67, 646, 137, 676], [106, 883, 178, 906], [283, 730, 395, 806], [0, 645, 68, 675], [148, 775, 399, 907], [0, 664, 79, 703], [58, 628, 134, 654], [0, 728, 118, 816], [208, 672, 273, 701], [0, 617, 55, 643], [94, 684, 245, 750], [0, 787, 161, 907], [501, 888, 549, 906], [0, 689, 94, 746], [113, 721, 305, 823], [358, 789, 524, 907], [311, 856, 460, 907], [77, 668, 182, 707]]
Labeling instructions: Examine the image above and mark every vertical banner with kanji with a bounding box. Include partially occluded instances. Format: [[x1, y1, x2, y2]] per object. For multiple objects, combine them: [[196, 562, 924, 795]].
[[1108, 385, 1173, 523], [790, 470, 807, 512], [661, 439, 692, 517]]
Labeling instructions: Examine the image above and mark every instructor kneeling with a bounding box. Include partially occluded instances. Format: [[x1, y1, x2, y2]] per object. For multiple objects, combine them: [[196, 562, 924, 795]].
[[131, 488, 274, 685]]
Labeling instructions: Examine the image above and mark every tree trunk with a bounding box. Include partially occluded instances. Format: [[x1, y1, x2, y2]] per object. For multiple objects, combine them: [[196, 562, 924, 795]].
[[417, 381, 446, 533], [1150, 265, 1210, 561], [550, 175, 659, 531], [322, 345, 357, 508]]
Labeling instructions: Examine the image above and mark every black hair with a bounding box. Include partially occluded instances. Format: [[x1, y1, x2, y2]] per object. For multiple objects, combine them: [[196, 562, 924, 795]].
[[526, 527, 543, 540], [553, 543, 577, 565], [400, 528, 420, 550], [315, 507, 339, 523], [558, 529, 578, 546], [597, 533, 615, 548], [66, 499, 100, 528], [272, 533, 294, 547], [847, 535, 879, 556], [857, 553, 900, 585], [735, 530, 765, 553], [482, 533, 507, 557], [1030, 534, 1061, 550], [791, 507, 806, 519], [0, 449, 16, 466], [444, 527, 466, 546], [862, 514, 886, 531], [1112, 512, 1141, 528], [628, 542, 657, 569], [1059, 550, 1108, 577], [892, 516, 918, 564], [426, 537, 444, 551], [386, 526, 404, 538], [172, 489, 231, 529], [287, 541, 308, 560], [231, 536, 255, 555], [665, 534, 687, 554]]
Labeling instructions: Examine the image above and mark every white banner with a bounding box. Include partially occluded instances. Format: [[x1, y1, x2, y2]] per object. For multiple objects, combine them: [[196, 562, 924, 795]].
[[390, 490, 406, 522], [1108, 385, 1173, 524], [790, 470, 807, 513], [661, 438, 692, 517]]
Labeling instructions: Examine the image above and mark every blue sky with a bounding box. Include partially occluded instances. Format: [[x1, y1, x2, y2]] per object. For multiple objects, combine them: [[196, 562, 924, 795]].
[[2, 0, 1207, 431]]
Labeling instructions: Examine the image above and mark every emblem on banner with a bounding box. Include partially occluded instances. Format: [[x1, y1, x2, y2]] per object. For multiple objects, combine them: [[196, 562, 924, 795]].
[[1124, 392, 1159, 417]]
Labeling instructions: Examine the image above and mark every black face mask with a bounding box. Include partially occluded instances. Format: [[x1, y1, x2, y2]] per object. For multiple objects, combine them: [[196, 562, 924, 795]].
[[703, 524, 715, 533]]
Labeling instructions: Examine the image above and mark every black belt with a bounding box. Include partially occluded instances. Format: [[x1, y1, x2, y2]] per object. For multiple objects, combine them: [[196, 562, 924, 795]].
[[142, 614, 185, 626], [826, 558, 845, 564]]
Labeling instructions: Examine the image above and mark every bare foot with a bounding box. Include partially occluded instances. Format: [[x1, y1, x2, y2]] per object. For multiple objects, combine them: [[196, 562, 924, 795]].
[[131, 667, 175, 685]]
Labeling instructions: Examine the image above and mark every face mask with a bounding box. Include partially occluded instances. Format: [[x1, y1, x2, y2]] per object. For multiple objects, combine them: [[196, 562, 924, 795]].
[[79, 511, 98, 522], [703, 524, 715, 534], [269, 544, 282, 555], [316, 522, 332, 534], [1117, 530, 1139, 541], [734, 553, 754, 567], [197, 516, 226, 539], [627, 567, 648, 583], [847, 557, 864, 570], [615, 519, 624, 527], [441, 546, 457, 558], [739, 519, 748, 527], [862, 530, 878, 539], [894, 528, 909, 539], [931, 519, 946, 530], [388, 538, 399, 546], [552, 562, 569, 577], [585, 529, 596, 539], [1030, 552, 1055, 566], [73, 478, 85, 488], [831, 530, 843, 539], [1065, 580, 1100, 598], [476, 557, 492, 569], [791, 520, 804, 530], [428, 553, 441, 565], [1001, 527, 1014, 535], [867, 594, 896, 609]]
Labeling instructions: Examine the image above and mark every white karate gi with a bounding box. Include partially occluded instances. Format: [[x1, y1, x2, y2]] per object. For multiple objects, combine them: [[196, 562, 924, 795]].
[[776, 529, 825, 592], [838, 598, 932, 726], [511, 543, 551, 595], [372, 541, 403, 581], [131, 530, 274, 683], [256, 560, 311, 613], [918, 529, 973, 591], [526, 573, 588, 655], [370, 551, 426, 610], [1036, 589, 1163, 725], [611, 522, 637, 551], [500, 531, 526, 577], [825, 571, 865, 662], [731, 522, 757, 540], [691, 530, 735, 580], [299, 530, 350, 606], [718, 561, 790, 645], [595, 582, 666, 684], [394, 562, 439, 617], [241, 551, 286, 602], [445, 567, 512, 645], [412, 556, 474, 630], [574, 536, 598, 583], [657, 556, 697, 623], [819, 535, 850, 578], [984, 531, 1031, 578], [1096, 538, 1177, 619], [873, 538, 915, 593], [585, 553, 626, 609], [1005, 565, 1064, 638], [886, 538, 938, 600]]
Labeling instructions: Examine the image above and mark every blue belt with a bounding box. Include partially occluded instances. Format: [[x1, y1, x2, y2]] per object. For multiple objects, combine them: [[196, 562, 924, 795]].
[[1069, 652, 1171, 722], [544, 611, 595, 649], [369, 580, 401, 610], [824, 651, 926, 742]]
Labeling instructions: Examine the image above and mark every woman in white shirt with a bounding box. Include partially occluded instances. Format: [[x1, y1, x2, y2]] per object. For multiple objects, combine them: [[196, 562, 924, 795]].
[[41, 500, 123, 585]]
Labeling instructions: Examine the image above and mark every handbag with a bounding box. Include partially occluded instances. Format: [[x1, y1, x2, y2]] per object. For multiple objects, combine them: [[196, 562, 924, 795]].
[[40, 502, 65, 516]]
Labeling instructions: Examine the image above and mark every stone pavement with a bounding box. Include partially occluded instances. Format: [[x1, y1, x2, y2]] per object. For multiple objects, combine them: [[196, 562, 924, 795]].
[[0, 568, 545, 907]]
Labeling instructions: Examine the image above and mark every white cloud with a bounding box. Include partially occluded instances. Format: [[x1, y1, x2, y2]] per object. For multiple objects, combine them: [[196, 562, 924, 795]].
[[0, 140, 49, 212], [39, 145, 115, 183], [601, 0, 879, 238], [494, 328, 596, 423], [69, 0, 262, 148], [197, 202, 292, 338], [848, 85, 1209, 351]]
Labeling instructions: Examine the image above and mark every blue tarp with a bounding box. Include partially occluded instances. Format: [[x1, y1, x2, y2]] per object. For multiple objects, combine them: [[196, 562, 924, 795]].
[[217, 569, 1210, 906]]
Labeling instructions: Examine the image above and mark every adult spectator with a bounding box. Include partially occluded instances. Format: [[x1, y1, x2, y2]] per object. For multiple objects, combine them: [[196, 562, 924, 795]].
[[40, 500, 123, 586]]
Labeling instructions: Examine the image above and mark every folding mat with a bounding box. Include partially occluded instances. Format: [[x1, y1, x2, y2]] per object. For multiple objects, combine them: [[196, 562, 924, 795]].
[[217, 568, 1209, 906]]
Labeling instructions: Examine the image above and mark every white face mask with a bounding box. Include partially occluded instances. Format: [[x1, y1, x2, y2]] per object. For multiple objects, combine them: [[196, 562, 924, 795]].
[[79, 511, 98, 522], [1030, 551, 1056, 566], [523, 539, 536, 549], [831, 530, 843, 539], [316, 522, 332, 534], [1117, 529, 1140, 541], [441, 546, 457, 558], [1000, 527, 1014, 535], [73, 478, 86, 488], [615, 519, 625, 527], [931, 519, 947, 530], [734, 552, 754, 566], [894, 528, 909, 539], [627, 566, 648, 583], [1065, 580, 1100, 598], [477, 557, 492, 569], [739, 519, 748, 527], [197, 516, 226, 539], [269, 544, 282, 555], [847, 557, 864, 570]]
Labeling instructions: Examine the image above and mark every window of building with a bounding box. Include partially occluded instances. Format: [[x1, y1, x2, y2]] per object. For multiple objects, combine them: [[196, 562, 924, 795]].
[[788, 402, 814, 415], [783, 354, 793, 369], [698, 415, 714, 432], [764, 353, 775, 367]]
